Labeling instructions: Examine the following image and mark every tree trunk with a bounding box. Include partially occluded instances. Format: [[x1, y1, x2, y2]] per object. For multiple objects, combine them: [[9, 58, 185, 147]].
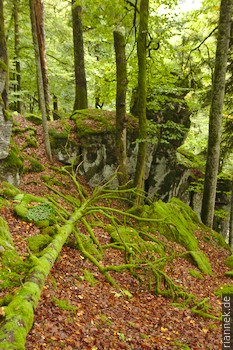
[[201, 0, 233, 227], [29, 0, 52, 161], [13, 0, 22, 114], [72, 2, 88, 110], [113, 29, 128, 187], [34, 0, 51, 120], [0, 201, 90, 349], [0, 0, 8, 110], [229, 178, 233, 251], [0, 0, 12, 160], [133, 0, 149, 199]]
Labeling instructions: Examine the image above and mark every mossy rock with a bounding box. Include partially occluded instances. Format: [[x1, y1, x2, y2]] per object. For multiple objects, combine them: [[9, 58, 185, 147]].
[[225, 255, 233, 269], [71, 109, 137, 138], [176, 147, 205, 171], [0, 216, 14, 246], [149, 199, 199, 251], [211, 231, 230, 250], [26, 113, 42, 125], [189, 251, 212, 275], [27, 234, 53, 254], [0, 182, 21, 199], [215, 284, 233, 296], [142, 198, 212, 274], [3, 145, 24, 170]]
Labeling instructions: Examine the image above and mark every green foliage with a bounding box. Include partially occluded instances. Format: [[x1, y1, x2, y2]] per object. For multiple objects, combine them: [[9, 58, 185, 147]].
[[26, 203, 54, 222]]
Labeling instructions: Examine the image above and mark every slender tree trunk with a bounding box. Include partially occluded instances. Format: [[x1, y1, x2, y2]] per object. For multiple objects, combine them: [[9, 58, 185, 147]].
[[0, 0, 8, 110], [229, 178, 233, 250], [13, 0, 22, 113], [201, 0, 233, 227], [34, 0, 51, 120], [29, 0, 52, 161], [133, 0, 149, 199], [114, 29, 128, 187], [0, 0, 12, 160], [72, 2, 88, 110]]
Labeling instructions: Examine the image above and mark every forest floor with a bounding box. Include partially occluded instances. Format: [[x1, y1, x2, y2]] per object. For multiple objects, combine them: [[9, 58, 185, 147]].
[[0, 115, 232, 350]]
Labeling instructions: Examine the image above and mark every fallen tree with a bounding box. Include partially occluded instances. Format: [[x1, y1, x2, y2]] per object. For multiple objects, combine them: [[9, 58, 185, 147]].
[[0, 173, 224, 349], [0, 196, 92, 349]]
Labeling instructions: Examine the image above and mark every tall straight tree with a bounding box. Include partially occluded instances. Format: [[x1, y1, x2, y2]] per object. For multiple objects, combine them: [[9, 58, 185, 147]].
[[0, 0, 12, 160], [0, 0, 8, 110], [133, 0, 149, 199], [29, 0, 52, 161], [114, 29, 128, 186], [72, 1, 88, 110], [201, 0, 233, 227], [13, 0, 22, 113]]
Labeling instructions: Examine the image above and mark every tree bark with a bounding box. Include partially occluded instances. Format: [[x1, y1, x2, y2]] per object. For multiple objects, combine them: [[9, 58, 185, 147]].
[[29, 0, 52, 161], [72, 2, 88, 110], [201, 0, 233, 227], [0, 0, 8, 110], [0, 201, 90, 349], [113, 29, 128, 187], [33, 0, 51, 120], [13, 0, 22, 114], [229, 178, 233, 250], [133, 0, 149, 199]]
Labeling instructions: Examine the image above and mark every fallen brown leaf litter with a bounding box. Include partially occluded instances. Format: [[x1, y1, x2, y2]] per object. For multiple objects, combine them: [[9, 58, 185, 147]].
[[0, 114, 232, 349]]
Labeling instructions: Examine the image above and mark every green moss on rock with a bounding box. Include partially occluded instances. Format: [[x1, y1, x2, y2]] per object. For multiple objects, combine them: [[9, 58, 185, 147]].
[[0, 182, 21, 199], [25, 113, 42, 125], [71, 109, 137, 138], [142, 198, 212, 275], [3, 145, 23, 170], [211, 231, 230, 250]]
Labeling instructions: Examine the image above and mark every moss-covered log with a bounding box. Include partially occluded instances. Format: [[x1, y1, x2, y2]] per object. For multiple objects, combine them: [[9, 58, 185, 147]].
[[0, 201, 89, 350]]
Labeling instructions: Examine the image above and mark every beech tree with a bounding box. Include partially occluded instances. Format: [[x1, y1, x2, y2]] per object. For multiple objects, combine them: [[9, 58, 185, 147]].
[[114, 29, 128, 186], [72, 2, 88, 110], [13, 0, 22, 113], [0, 0, 8, 111], [201, 0, 233, 228], [133, 0, 149, 199], [29, 0, 52, 161]]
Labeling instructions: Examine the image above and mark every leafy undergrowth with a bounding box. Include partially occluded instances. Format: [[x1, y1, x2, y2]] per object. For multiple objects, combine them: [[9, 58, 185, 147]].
[[0, 115, 232, 349]]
